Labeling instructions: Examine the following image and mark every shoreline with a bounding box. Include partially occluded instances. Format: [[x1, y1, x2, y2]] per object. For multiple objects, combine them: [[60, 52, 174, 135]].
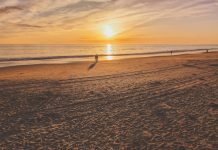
[[0, 50, 216, 68], [0, 48, 217, 68], [0, 52, 217, 81]]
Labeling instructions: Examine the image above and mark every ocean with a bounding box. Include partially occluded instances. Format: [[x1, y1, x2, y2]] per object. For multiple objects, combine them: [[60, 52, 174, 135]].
[[0, 44, 218, 67]]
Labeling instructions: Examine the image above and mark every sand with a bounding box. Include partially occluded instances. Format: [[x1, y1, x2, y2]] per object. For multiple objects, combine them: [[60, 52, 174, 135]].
[[0, 52, 218, 149]]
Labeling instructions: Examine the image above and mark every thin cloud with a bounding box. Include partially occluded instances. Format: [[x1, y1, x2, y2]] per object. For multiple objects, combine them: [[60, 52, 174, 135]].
[[16, 23, 43, 28], [0, 6, 23, 14], [0, 0, 217, 43]]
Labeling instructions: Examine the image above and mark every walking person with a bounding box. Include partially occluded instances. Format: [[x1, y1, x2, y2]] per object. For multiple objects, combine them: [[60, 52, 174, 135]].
[[95, 54, 99, 63]]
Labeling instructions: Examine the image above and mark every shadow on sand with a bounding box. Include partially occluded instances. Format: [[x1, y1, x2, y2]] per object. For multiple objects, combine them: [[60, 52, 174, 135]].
[[88, 55, 99, 71], [88, 61, 97, 71]]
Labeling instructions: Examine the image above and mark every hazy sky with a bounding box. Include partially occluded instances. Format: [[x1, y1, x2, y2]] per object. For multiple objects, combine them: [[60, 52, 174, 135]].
[[0, 0, 218, 44]]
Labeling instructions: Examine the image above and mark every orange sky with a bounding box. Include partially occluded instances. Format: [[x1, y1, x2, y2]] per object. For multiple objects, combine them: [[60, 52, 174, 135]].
[[0, 0, 218, 44]]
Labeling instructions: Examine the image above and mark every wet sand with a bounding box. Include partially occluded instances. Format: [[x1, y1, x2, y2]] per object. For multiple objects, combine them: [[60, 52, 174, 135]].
[[0, 52, 218, 149]]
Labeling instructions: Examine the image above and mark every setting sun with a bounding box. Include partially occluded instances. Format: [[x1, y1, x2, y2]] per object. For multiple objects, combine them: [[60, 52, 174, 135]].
[[103, 25, 114, 38]]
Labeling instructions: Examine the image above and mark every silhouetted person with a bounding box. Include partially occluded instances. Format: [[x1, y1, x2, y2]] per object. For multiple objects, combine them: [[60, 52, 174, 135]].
[[88, 54, 98, 70], [95, 54, 98, 63], [206, 49, 209, 53], [171, 51, 173, 56]]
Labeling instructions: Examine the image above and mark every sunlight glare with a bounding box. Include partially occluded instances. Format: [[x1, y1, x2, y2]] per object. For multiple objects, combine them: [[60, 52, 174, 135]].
[[103, 25, 114, 38], [106, 44, 113, 60]]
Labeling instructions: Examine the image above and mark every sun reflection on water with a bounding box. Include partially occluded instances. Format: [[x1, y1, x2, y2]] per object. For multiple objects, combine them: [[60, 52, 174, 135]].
[[106, 44, 113, 60]]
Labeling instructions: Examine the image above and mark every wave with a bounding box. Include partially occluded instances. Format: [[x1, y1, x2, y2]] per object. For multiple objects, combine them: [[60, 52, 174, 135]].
[[0, 48, 217, 62]]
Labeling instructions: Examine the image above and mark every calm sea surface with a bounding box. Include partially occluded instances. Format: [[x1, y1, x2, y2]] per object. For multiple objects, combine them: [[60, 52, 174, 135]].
[[0, 44, 218, 67]]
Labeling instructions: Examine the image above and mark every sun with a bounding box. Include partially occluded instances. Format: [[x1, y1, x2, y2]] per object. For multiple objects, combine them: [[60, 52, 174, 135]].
[[103, 25, 114, 38]]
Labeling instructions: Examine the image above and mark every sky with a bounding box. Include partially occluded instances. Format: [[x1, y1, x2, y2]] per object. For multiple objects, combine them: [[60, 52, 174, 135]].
[[0, 0, 218, 44]]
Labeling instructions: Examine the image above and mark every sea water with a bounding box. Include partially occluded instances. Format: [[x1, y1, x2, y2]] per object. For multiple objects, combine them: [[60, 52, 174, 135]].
[[0, 44, 218, 67]]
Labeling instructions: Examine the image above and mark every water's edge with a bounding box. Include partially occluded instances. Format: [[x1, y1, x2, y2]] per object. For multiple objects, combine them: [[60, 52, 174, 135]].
[[0, 48, 216, 62], [0, 48, 217, 68]]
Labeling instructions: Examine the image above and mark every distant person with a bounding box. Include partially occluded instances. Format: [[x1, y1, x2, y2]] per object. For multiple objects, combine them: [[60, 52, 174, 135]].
[[88, 54, 98, 71], [171, 51, 173, 56], [95, 54, 99, 63]]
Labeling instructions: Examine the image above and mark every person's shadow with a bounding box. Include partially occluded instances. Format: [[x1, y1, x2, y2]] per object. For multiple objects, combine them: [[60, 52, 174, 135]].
[[88, 61, 97, 71], [88, 55, 99, 71]]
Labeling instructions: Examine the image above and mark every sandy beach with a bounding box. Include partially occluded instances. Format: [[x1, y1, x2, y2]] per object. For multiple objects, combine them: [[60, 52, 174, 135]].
[[0, 52, 218, 149]]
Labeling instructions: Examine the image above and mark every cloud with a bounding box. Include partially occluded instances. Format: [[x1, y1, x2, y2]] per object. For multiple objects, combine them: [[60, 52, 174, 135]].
[[16, 23, 43, 28], [0, 6, 23, 14], [0, 0, 217, 41]]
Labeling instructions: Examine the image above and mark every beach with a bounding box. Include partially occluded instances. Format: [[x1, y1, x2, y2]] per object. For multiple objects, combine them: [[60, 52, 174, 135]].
[[0, 52, 218, 149]]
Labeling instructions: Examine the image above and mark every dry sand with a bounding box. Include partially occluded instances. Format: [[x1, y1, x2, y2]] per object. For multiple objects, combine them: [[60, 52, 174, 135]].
[[0, 52, 218, 149]]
